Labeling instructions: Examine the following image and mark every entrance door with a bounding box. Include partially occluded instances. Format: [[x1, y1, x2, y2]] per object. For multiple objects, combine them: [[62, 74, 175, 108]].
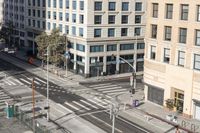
[[195, 103, 200, 121], [174, 91, 184, 113]]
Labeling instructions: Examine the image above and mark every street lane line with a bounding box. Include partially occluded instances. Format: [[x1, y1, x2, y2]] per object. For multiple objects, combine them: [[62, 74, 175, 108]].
[[7, 80, 16, 85], [87, 99, 105, 108], [35, 77, 46, 84], [23, 75, 40, 85], [90, 115, 123, 133], [89, 83, 111, 87], [94, 97, 107, 105], [80, 100, 98, 109], [107, 91, 126, 96], [103, 99, 111, 104], [12, 79, 23, 85], [64, 102, 80, 110], [72, 101, 90, 110], [20, 78, 31, 84], [56, 103, 73, 113], [4, 80, 12, 85], [96, 86, 122, 91], [102, 89, 127, 93], [94, 84, 118, 89]]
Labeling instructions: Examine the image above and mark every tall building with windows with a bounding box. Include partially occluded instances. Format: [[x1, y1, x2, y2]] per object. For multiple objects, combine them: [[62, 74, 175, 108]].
[[0, 0, 3, 28], [25, 0, 146, 77], [2, 0, 26, 47], [144, 1, 200, 120]]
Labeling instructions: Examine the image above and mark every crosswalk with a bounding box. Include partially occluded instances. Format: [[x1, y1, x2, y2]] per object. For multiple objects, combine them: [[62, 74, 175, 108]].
[[0, 88, 13, 111], [63, 97, 111, 114], [88, 82, 129, 98]]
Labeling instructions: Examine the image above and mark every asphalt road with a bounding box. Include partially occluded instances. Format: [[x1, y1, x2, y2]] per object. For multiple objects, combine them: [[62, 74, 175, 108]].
[[0, 56, 150, 133]]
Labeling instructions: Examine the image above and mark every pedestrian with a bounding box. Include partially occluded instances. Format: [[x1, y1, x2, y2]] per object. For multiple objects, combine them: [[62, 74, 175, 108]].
[[175, 125, 180, 133]]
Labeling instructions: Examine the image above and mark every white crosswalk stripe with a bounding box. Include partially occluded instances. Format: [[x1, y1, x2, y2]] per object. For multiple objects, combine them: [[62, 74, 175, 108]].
[[12, 79, 23, 85], [87, 99, 106, 108], [35, 77, 46, 84], [72, 101, 90, 110], [80, 100, 98, 109], [64, 102, 80, 110], [20, 78, 31, 84]]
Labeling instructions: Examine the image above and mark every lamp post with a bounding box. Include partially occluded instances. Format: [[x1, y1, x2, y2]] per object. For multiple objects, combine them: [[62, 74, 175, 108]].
[[46, 45, 50, 121]]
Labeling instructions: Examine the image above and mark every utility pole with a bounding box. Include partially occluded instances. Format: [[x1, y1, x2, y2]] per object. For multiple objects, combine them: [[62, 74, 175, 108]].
[[110, 100, 119, 133], [46, 45, 50, 121], [32, 78, 35, 132]]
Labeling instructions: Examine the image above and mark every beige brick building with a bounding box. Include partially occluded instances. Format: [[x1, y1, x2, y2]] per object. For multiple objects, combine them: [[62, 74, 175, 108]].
[[144, 0, 200, 120]]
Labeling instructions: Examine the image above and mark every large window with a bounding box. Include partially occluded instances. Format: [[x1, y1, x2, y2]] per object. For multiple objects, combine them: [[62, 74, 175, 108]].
[[134, 27, 141, 36], [137, 43, 145, 49], [135, 15, 141, 23], [179, 28, 187, 43], [76, 44, 85, 52], [163, 48, 170, 63], [150, 46, 156, 60], [135, 2, 142, 11], [53, 11, 56, 20], [94, 1, 102, 11], [108, 15, 115, 24], [65, 13, 69, 21], [164, 26, 172, 41], [94, 15, 102, 24], [94, 29, 101, 37], [80, 1, 84, 10], [66, 0, 69, 9], [59, 0, 63, 8], [59, 12, 63, 21], [122, 2, 129, 11], [79, 15, 84, 24], [178, 51, 185, 67], [121, 28, 128, 36], [90, 45, 104, 52], [72, 14, 76, 23], [72, 26, 76, 35], [180, 4, 188, 20], [48, 0, 51, 7], [72, 1, 76, 10], [79, 28, 83, 37], [152, 3, 158, 18], [108, 28, 115, 37], [194, 54, 200, 70], [53, 0, 56, 8], [166, 4, 173, 19], [197, 5, 200, 22], [151, 25, 157, 38], [120, 44, 134, 50], [107, 44, 117, 51], [109, 2, 116, 11], [122, 15, 128, 24], [196, 30, 200, 46]]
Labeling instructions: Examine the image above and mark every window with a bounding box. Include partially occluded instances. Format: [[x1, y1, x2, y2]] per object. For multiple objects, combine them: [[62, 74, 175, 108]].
[[53, 11, 56, 19], [47, 22, 51, 30], [59, 12, 63, 21], [134, 27, 141, 36], [32, 20, 36, 27], [72, 26, 76, 35], [137, 54, 144, 59], [53, 0, 56, 8], [164, 48, 170, 63], [80, 1, 84, 10], [108, 15, 115, 24], [90, 45, 104, 52], [42, 21, 45, 29], [37, 20, 40, 28], [122, 2, 129, 11], [94, 15, 102, 24], [108, 28, 115, 37], [151, 25, 157, 38], [79, 28, 83, 37], [53, 23, 56, 29], [181, 4, 188, 20], [28, 9, 31, 16], [42, 0, 45, 7], [94, 1, 102, 11], [66, 13, 69, 21], [178, 51, 185, 66], [135, 15, 141, 23], [94, 29, 101, 37], [135, 2, 142, 11], [164, 26, 172, 41], [109, 2, 116, 11], [122, 15, 128, 24], [72, 1, 76, 10], [59, 24, 62, 32], [194, 54, 200, 70], [137, 43, 145, 49], [37, 0, 40, 6], [121, 28, 128, 36], [65, 25, 69, 34], [59, 0, 63, 8], [33, 9, 36, 17], [152, 3, 158, 18], [79, 15, 84, 24], [48, 0, 51, 7], [76, 44, 85, 52], [166, 4, 173, 19], [197, 5, 200, 21], [120, 44, 134, 50], [42, 10, 45, 18], [66, 0, 69, 9], [107, 44, 117, 51], [150, 46, 156, 60], [196, 30, 200, 46], [48, 11, 51, 19], [72, 14, 76, 23], [179, 28, 187, 43]]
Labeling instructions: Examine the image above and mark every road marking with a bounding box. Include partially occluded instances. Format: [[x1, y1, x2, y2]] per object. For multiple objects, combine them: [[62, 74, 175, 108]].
[[103, 99, 111, 104], [12, 79, 23, 85], [35, 77, 46, 84], [8, 80, 17, 85], [89, 83, 112, 87], [107, 91, 126, 96], [4, 80, 13, 85], [102, 89, 127, 93], [94, 84, 118, 89], [94, 97, 107, 105], [96, 86, 122, 91], [23, 75, 40, 85], [87, 99, 105, 108], [80, 100, 98, 109], [64, 102, 80, 110], [72, 101, 90, 110], [90, 115, 123, 133], [20, 78, 31, 84], [56, 103, 73, 113]]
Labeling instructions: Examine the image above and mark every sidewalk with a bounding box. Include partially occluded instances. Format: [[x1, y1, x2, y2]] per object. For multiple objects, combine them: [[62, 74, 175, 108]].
[[3, 49, 200, 133]]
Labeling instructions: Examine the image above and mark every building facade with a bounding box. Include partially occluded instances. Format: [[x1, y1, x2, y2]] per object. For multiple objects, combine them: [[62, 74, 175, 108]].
[[2, 0, 26, 47], [144, 0, 200, 120], [25, 0, 146, 77]]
